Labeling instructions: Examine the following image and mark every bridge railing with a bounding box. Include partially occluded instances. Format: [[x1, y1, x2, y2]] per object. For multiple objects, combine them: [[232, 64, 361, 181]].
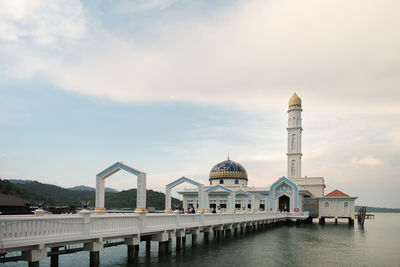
[[0, 211, 307, 250]]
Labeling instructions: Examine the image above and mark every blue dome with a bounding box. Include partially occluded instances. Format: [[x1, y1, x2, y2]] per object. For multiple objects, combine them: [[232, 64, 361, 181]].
[[209, 159, 248, 181]]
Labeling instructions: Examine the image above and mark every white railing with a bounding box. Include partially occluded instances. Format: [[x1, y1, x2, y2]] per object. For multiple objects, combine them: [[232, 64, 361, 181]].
[[0, 211, 308, 250], [0, 214, 85, 241]]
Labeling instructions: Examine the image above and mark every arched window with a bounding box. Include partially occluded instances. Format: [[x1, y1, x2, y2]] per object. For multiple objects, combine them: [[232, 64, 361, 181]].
[[219, 179, 224, 184], [292, 117, 296, 126], [291, 134, 297, 151], [235, 179, 239, 184], [290, 160, 296, 176], [296, 117, 300, 126], [324, 202, 329, 207], [344, 202, 349, 207]]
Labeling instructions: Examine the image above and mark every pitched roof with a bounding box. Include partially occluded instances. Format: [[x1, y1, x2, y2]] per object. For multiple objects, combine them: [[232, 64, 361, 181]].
[[0, 193, 30, 206], [325, 189, 350, 197]]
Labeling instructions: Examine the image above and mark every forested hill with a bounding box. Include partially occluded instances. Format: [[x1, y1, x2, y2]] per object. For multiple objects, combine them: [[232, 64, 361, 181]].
[[0, 179, 182, 210], [355, 206, 400, 213]]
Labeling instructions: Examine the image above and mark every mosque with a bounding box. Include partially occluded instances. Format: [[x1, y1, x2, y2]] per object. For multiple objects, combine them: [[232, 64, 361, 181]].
[[179, 93, 356, 219]]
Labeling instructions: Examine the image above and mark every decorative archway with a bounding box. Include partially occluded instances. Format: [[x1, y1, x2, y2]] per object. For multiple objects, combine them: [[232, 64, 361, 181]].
[[235, 190, 255, 212], [165, 177, 205, 212], [95, 162, 146, 213], [205, 185, 235, 213], [269, 176, 299, 212], [278, 195, 290, 212], [253, 192, 267, 211]]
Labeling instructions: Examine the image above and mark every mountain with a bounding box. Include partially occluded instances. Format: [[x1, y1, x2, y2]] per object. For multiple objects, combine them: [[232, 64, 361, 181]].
[[1, 179, 181, 210], [355, 205, 400, 213], [68, 185, 119, 193]]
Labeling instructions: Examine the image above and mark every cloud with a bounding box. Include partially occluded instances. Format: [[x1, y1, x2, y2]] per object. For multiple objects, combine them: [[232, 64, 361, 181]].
[[0, 0, 85, 44], [351, 155, 382, 166], [2, 0, 400, 113]]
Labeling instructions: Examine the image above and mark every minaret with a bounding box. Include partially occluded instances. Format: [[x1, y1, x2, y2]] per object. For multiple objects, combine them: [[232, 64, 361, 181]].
[[287, 93, 303, 179]]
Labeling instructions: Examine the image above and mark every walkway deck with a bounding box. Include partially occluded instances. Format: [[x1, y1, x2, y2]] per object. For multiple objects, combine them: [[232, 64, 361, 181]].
[[0, 211, 309, 265]]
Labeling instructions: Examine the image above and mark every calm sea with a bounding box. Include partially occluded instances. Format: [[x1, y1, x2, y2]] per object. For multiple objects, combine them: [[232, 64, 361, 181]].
[[4, 213, 400, 266]]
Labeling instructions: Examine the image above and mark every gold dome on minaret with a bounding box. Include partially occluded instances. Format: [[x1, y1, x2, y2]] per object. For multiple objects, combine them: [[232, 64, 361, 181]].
[[288, 93, 302, 110]]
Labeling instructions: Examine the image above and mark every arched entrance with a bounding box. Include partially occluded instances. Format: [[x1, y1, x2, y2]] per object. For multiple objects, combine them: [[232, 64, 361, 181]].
[[95, 162, 147, 213], [279, 195, 290, 212], [205, 185, 235, 213], [165, 176, 205, 212]]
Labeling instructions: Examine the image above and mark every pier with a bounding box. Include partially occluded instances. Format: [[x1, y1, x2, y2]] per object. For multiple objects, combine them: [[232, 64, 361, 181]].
[[0, 211, 309, 266]]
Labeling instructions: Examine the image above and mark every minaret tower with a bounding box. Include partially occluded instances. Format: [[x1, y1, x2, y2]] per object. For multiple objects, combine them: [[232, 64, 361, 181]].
[[287, 93, 303, 179]]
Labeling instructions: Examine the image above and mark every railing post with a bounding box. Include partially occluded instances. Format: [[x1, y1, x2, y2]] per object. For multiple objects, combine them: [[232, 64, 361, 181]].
[[80, 209, 91, 235]]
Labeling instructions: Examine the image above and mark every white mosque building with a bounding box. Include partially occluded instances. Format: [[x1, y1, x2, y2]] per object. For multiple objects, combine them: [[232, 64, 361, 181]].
[[179, 93, 356, 219]]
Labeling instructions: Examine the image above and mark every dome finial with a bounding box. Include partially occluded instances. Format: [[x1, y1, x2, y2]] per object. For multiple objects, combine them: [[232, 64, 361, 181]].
[[227, 154, 230, 161], [289, 92, 302, 110]]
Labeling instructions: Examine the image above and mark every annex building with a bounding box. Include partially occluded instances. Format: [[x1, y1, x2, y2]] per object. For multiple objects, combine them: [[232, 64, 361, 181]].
[[179, 93, 356, 219]]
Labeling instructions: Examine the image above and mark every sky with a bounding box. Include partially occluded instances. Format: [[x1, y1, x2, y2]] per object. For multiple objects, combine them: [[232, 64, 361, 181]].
[[0, 0, 399, 208]]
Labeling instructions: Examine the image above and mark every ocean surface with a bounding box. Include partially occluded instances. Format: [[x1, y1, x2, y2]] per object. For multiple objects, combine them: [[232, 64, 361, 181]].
[[4, 213, 400, 266]]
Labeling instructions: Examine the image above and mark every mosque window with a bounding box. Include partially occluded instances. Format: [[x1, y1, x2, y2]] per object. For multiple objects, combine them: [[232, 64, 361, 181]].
[[290, 160, 296, 176], [219, 179, 224, 184], [235, 179, 239, 184], [291, 134, 297, 150], [344, 202, 349, 207], [324, 202, 329, 207]]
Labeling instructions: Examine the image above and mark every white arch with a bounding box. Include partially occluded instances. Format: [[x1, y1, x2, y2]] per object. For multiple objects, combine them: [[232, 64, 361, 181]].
[[165, 176, 205, 212], [95, 162, 146, 213]]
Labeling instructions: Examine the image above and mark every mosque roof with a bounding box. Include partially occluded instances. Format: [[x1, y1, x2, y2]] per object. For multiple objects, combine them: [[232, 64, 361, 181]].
[[209, 158, 248, 181], [289, 93, 302, 110], [324, 189, 349, 197]]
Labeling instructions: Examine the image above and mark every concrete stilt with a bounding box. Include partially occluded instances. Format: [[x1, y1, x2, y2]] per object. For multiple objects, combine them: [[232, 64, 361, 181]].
[[335, 218, 338, 224], [90, 251, 100, 267], [127, 245, 137, 263], [319, 217, 325, 224], [204, 231, 210, 241], [182, 236, 186, 245], [192, 234, 197, 246], [146, 240, 151, 253], [348, 218, 354, 225], [216, 230, 222, 240], [28, 261, 40, 267], [50, 247, 59, 267], [176, 236, 182, 250], [167, 239, 172, 254], [158, 241, 168, 256], [240, 226, 244, 235]]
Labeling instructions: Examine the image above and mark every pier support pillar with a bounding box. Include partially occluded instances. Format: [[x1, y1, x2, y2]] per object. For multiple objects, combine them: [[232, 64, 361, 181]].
[[22, 247, 47, 267], [146, 240, 151, 252], [176, 236, 182, 250], [319, 217, 325, 224], [153, 232, 169, 256], [176, 230, 185, 250], [335, 218, 338, 224], [125, 236, 140, 263], [191, 228, 200, 246], [203, 227, 211, 242], [348, 218, 354, 225], [90, 251, 100, 267], [127, 245, 138, 263], [50, 247, 60, 267], [158, 241, 168, 256]]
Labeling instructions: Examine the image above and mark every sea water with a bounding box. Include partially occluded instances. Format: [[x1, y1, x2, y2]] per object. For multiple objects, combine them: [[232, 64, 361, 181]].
[[4, 213, 400, 266]]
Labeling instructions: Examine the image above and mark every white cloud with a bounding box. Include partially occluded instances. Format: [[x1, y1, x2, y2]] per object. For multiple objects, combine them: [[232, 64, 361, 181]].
[[351, 155, 382, 166], [1, 0, 400, 113], [0, 0, 86, 44]]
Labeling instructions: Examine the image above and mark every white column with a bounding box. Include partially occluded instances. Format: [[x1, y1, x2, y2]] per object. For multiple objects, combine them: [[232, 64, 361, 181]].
[[95, 176, 106, 214], [228, 193, 235, 212], [135, 172, 147, 212], [165, 187, 172, 212]]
